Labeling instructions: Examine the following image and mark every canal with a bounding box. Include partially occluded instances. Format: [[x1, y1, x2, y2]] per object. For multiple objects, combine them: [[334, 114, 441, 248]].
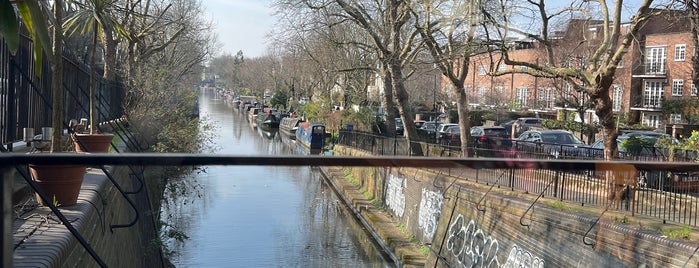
[[162, 89, 393, 267]]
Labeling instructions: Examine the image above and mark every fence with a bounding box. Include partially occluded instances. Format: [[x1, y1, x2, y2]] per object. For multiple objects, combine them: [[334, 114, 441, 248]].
[[1, 33, 125, 147], [336, 130, 699, 227]]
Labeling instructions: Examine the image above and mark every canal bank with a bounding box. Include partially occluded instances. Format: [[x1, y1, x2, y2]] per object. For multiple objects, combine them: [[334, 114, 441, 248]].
[[319, 166, 427, 267], [330, 144, 699, 267]]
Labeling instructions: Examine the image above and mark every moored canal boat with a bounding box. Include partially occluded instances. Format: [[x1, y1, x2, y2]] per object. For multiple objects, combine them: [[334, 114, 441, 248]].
[[256, 111, 280, 131], [280, 117, 302, 139], [295, 122, 325, 150]]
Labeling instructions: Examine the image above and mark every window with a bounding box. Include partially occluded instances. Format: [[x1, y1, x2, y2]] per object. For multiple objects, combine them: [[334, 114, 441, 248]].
[[612, 85, 622, 112], [646, 47, 667, 74], [478, 65, 487, 75], [672, 79, 684, 96], [477, 87, 487, 103], [643, 80, 664, 108], [516, 87, 529, 107], [670, 114, 682, 124], [675, 44, 686, 61], [494, 86, 505, 94], [643, 114, 660, 129], [537, 88, 555, 109]]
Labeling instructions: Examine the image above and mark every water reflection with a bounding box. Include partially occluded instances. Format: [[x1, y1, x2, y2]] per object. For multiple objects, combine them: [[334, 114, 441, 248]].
[[162, 89, 393, 267]]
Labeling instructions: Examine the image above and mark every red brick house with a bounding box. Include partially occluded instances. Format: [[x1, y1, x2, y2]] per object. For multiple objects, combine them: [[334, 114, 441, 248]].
[[460, 9, 695, 130]]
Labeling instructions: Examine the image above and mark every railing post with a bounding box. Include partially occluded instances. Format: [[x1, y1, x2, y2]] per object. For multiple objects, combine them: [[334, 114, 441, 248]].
[[553, 170, 559, 198], [2, 167, 13, 268]]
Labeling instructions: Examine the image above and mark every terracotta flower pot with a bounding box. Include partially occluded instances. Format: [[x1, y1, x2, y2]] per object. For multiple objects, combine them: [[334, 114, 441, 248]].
[[29, 164, 87, 206], [72, 133, 115, 153]]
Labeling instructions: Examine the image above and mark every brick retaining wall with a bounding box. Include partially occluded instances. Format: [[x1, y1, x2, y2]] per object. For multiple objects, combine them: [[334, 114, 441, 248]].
[[333, 144, 699, 267]]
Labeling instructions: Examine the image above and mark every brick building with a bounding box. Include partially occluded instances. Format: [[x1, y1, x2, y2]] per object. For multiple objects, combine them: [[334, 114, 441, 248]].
[[461, 9, 695, 130]]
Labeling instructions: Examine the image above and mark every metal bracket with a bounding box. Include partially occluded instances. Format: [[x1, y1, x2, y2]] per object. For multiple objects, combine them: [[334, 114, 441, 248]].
[[477, 170, 509, 212], [520, 174, 557, 227]]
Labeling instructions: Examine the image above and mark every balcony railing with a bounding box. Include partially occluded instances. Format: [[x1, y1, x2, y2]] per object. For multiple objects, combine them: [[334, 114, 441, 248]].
[[645, 62, 666, 75], [642, 95, 663, 109]]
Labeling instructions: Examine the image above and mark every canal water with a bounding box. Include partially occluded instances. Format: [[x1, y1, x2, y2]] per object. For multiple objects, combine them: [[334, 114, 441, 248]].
[[162, 89, 393, 267]]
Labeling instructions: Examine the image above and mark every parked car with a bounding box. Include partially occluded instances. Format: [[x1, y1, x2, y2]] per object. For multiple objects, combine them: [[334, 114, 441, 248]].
[[440, 125, 461, 145], [417, 121, 441, 141], [512, 117, 542, 137], [414, 120, 426, 129], [499, 119, 516, 136], [515, 129, 586, 158], [470, 126, 513, 157], [584, 131, 676, 159], [395, 117, 404, 136], [436, 123, 459, 142]]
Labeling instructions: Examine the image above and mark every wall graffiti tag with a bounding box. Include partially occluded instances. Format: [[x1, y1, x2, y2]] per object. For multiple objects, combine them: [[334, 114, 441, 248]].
[[386, 174, 405, 217], [445, 214, 544, 268], [418, 188, 443, 239], [503, 245, 544, 268]]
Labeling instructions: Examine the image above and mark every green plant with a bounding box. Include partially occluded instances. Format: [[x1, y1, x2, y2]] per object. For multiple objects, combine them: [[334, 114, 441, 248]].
[[420, 245, 430, 255], [660, 226, 691, 240], [0, 0, 53, 76], [620, 136, 654, 155], [612, 215, 629, 224], [52, 195, 61, 207]]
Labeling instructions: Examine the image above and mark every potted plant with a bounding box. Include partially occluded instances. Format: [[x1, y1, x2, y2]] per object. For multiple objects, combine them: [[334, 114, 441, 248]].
[[2, 0, 87, 206], [64, 0, 125, 153]]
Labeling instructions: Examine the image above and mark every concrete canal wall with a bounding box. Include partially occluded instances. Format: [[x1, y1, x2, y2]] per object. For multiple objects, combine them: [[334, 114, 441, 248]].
[[12, 165, 165, 267], [331, 145, 698, 267]]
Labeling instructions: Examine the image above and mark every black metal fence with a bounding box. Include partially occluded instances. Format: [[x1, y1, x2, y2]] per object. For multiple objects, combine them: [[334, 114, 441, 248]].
[[336, 130, 699, 227], [1, 34, 125, 147]]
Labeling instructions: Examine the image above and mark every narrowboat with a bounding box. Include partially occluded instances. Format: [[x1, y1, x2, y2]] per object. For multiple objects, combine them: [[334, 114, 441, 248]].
[[279, 117, 302, 139], [256, 112, 280, 131], [295, 122, 325, 150], [248, 108, 260, 127]]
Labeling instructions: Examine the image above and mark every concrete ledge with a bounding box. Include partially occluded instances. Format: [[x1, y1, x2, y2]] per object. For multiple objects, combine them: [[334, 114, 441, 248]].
[[12, 168, 108, 267], [319, 166, 427, 267]]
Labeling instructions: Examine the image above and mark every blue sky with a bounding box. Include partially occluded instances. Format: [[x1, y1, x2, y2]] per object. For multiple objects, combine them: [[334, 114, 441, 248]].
[[200, 0, 649, 58], [202, 0, 274, 58]]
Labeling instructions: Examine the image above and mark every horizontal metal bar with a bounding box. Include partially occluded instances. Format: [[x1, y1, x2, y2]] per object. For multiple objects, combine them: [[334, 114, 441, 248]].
[[2, 153, 699, 172]]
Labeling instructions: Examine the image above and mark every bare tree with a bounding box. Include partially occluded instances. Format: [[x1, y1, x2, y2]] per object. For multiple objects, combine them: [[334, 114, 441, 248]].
[[410, 0, 492, 156], [485, 0, 661, 160], [273, 0, 425, 154]]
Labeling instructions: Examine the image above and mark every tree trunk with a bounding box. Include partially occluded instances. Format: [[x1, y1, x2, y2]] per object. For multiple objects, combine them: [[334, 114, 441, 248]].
[[593, 73, 619, 160], [89, 26, 98, 134], [50, 0, 64, 152], [388, 57, 423, 156], [381, 62, 396, 136], [103, 26, 117, 80], [456, 85, 471, 157]]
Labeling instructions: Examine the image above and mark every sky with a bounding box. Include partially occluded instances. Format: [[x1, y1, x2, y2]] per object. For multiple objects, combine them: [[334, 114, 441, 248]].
[[202, 0, 275, 58], [199, 0, 649, 58]]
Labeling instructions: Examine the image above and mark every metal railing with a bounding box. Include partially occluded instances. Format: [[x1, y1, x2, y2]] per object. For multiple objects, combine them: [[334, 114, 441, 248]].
[[335, 130, 699, 227], [1, 32, 149, 268], [1, 34, 125, 147]]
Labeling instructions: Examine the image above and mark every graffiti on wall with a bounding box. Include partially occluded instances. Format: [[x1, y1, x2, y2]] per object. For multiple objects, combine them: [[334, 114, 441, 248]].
[[418, 189, 443, 239], [503, 245, 544, 268], [386, 174, 405, 217], [445, 214, 544, 268]]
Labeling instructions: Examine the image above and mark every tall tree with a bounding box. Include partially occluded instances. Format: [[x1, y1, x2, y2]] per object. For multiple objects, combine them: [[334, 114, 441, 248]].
[[275, 0, 425, 154], [410, 0, 489, 156], [64, 0, 128, 133], [484, 0, 660, 160], [51, 0, 66, 152]]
